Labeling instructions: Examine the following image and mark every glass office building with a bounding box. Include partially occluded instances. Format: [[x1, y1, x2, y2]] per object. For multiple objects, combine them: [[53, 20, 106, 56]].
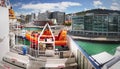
[[51, 11, 65, 24], [71, 12, 120, 38], [72, 16, 84, 30]]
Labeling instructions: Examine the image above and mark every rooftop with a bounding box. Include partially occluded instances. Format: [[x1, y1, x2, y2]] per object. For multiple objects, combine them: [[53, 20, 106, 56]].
[[75, 9, 120, 15]]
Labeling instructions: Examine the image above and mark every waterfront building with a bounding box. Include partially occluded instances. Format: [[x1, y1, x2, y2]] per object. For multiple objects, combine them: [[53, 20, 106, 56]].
[[38, 12, 48, 20], [50, 11, 65, 25], [37, 11, 50, 21], [18, 14, 26, 24], [26, 14, 32, 23], [36, 11, 65, 25], [31, 13, 36, 21], [72, 16, 84, 30], [18, 13, 35, 24], [35, 11, 59, 25], [33, 20, 53, 26], [65, 14, 72, 25], [65, 15, 72, 22], [71, 9, 120, 39]]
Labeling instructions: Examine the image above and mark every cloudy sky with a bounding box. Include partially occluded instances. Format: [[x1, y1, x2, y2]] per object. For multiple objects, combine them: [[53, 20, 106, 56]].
[[10, 0, 120, 15]]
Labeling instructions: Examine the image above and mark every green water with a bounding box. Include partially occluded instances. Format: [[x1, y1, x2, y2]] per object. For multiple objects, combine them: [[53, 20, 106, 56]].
[[76, 40, 120, 55], [22, 27, 42, 31], [23, 39, 30, 45], [16, 38, 30, 46]]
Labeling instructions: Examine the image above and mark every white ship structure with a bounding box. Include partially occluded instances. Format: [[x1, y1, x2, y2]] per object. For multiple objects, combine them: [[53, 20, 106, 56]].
[[0, 0, 120, 69]]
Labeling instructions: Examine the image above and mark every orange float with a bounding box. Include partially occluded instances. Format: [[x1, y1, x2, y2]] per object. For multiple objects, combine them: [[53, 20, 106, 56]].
[[25, 30, 67, 46], [9, 7, 16, 19]]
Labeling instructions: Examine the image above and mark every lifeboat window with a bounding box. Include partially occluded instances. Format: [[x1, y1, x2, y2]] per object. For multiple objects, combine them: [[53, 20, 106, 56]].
[[46, 44, 53, 50]]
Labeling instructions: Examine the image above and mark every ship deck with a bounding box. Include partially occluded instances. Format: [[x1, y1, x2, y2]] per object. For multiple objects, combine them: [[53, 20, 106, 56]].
[[1, 44, 77, 69]]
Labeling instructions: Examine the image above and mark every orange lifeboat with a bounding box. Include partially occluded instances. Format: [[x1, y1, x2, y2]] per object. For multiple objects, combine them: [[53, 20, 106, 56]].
[[25, 30, 67, 46]]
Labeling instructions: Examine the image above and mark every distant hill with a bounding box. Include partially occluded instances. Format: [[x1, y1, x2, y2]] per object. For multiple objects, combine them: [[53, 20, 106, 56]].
[[75, 9, 120, 15]]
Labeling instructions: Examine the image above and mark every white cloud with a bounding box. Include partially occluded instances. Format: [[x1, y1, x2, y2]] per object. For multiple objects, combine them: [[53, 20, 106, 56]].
[[93, 0, 103, 8], [112, 0, 118, 2], [84, 8, 89, 11], [21, 2, 81, 13], [110, 2, 120, 10], [12, 2, 22, 7], [99, 6, 106, 9], [15, 12, 21, 16], [93, 0, 106, 9], [15, 10, 35, 16]]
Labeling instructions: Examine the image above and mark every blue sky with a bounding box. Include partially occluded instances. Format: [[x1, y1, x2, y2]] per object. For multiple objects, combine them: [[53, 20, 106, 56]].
[[10, 0, 120, 15]]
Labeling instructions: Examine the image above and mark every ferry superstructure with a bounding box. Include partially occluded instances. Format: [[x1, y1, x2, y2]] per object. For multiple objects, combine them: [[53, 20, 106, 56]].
[[0, 0, 120, 69]]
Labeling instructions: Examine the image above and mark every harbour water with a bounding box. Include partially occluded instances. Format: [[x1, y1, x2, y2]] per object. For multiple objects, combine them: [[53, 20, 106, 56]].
[[75, 40, 120, 55], [22, 27, 42, 31]]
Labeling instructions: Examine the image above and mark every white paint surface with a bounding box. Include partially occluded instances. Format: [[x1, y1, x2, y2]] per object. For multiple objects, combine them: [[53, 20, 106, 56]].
[[0, 7, 9, 61]]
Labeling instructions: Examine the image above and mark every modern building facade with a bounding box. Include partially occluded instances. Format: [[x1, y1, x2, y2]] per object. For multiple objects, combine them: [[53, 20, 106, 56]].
[[65, 14, 72, 22], [38, 12, 49, 21], [71, 9, 120, 39], [72, 16, 84, 30], [30, 11, 65, 25], [33, 20, 53, 26], [50, 11, 65, 24], [31, 13, 36, 21], [26, 14, 32, 23]]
